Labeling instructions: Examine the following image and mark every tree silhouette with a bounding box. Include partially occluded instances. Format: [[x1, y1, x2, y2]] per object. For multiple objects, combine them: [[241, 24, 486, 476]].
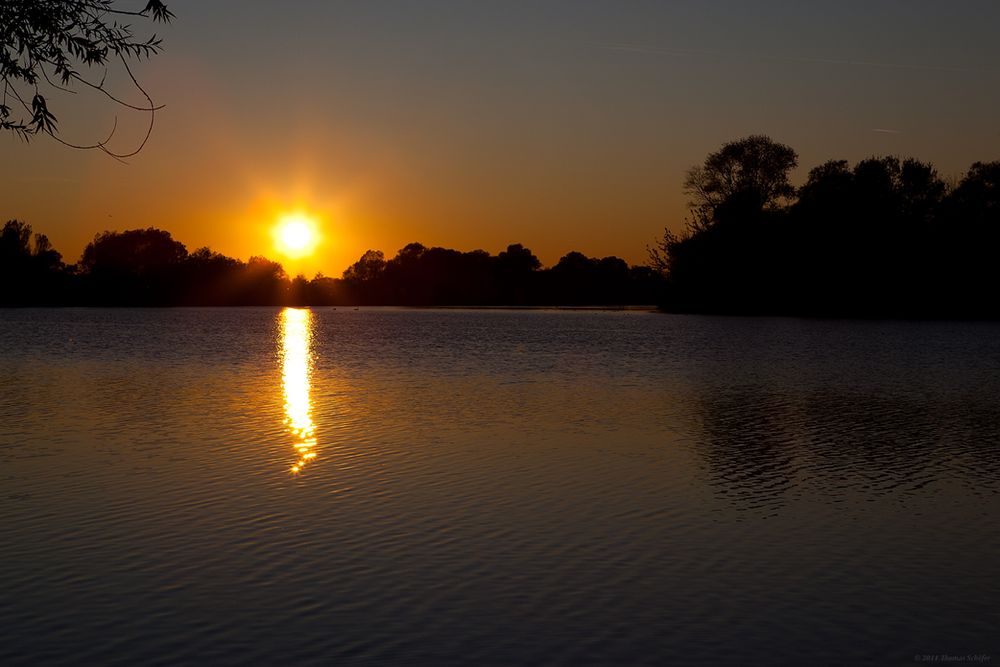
[[652, 137, 1000, 318], [0, 219, 68, 305], [342, 249, 386, 303], [0, 0, 172, 156], [333, 242, 660, 307], [178, 247, 243, 306], [943, 161, 1000, 233], [79, 227, 186, 304], [496, 243, 541, 305], [241, 256, 288, 306], [343, 249, 386, 284], [683, 135, 798, 231], [936, 161, 1000, 317], [648, 137, 798, 313]]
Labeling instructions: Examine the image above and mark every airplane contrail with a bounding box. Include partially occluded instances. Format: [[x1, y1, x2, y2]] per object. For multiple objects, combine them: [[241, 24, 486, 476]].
[[595, 42, 980, 74]]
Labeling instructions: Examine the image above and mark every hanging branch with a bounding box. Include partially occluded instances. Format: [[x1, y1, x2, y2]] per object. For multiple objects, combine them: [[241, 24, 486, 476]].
[[0, 0, 172, 158]]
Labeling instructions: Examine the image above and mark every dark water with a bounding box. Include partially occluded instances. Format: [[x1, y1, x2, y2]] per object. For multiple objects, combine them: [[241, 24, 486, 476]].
[[1, 308, 997, 666]]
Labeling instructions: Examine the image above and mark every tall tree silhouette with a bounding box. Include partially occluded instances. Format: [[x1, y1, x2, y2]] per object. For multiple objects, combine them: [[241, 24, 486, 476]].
[[652, 136, 798, 313], [683, 135, 798, 231]]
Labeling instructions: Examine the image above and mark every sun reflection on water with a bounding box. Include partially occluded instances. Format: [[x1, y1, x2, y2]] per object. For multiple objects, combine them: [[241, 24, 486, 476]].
[[281, 308, 316, 474]]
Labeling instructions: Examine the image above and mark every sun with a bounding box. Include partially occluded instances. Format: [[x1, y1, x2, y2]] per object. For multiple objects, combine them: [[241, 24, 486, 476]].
[[273, 213, 320, 259]]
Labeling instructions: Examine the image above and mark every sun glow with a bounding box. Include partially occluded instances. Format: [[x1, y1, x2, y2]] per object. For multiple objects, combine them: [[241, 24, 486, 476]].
[[274, 213, 320, 259]]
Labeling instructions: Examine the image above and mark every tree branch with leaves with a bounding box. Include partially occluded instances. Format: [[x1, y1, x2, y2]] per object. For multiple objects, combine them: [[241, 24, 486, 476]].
[[0, 0, 172, 158]]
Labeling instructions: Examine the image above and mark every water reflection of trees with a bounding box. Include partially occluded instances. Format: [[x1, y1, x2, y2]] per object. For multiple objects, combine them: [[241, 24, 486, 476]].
[[695, 389, 801, 515], [694, 384, 1000, 515]]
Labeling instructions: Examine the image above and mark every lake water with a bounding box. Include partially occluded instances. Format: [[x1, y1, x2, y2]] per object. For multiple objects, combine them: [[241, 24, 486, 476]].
[[1, 308, 997, 665]]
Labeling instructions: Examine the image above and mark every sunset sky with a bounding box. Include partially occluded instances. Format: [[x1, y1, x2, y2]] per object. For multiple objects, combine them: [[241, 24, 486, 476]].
[[3, 0, 999, 277]]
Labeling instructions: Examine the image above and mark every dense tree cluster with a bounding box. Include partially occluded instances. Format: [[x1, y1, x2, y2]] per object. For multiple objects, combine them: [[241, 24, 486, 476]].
[[0, 222, 662, 307], [651, 137, 1000, 318], [1, 223, 292, 306], [338, 242, 662, 306]]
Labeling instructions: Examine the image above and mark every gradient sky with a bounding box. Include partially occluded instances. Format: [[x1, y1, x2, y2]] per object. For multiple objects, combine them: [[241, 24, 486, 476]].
[[3, 0, 999, 277]]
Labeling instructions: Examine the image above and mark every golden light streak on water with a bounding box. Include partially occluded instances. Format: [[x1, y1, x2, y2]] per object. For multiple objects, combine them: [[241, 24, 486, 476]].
[[281, 308, 316, 474]]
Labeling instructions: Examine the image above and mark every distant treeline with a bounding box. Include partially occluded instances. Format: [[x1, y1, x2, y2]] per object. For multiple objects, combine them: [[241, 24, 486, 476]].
[[650, 136, 1000, 319], [0, 222, 663, 307]]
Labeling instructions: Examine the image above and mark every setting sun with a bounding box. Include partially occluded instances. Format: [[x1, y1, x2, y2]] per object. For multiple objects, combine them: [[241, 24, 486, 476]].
[[274, 214, 320, 259]]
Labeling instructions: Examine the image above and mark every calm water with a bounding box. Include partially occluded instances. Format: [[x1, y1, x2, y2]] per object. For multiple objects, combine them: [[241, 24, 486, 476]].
[[1, 308, 997, 665]]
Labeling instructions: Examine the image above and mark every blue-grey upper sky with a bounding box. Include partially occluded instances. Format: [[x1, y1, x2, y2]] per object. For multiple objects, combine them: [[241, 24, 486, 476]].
[[3, 0, 999, 274]]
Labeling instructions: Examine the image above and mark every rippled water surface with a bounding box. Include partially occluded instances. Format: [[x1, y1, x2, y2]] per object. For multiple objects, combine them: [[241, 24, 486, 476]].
[[1, 308, 997, 665]]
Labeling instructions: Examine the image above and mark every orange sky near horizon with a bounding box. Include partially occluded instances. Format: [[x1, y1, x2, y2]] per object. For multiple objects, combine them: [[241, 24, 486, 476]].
[[2, 50, 680, 277], [2, 2, 998, 277]]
